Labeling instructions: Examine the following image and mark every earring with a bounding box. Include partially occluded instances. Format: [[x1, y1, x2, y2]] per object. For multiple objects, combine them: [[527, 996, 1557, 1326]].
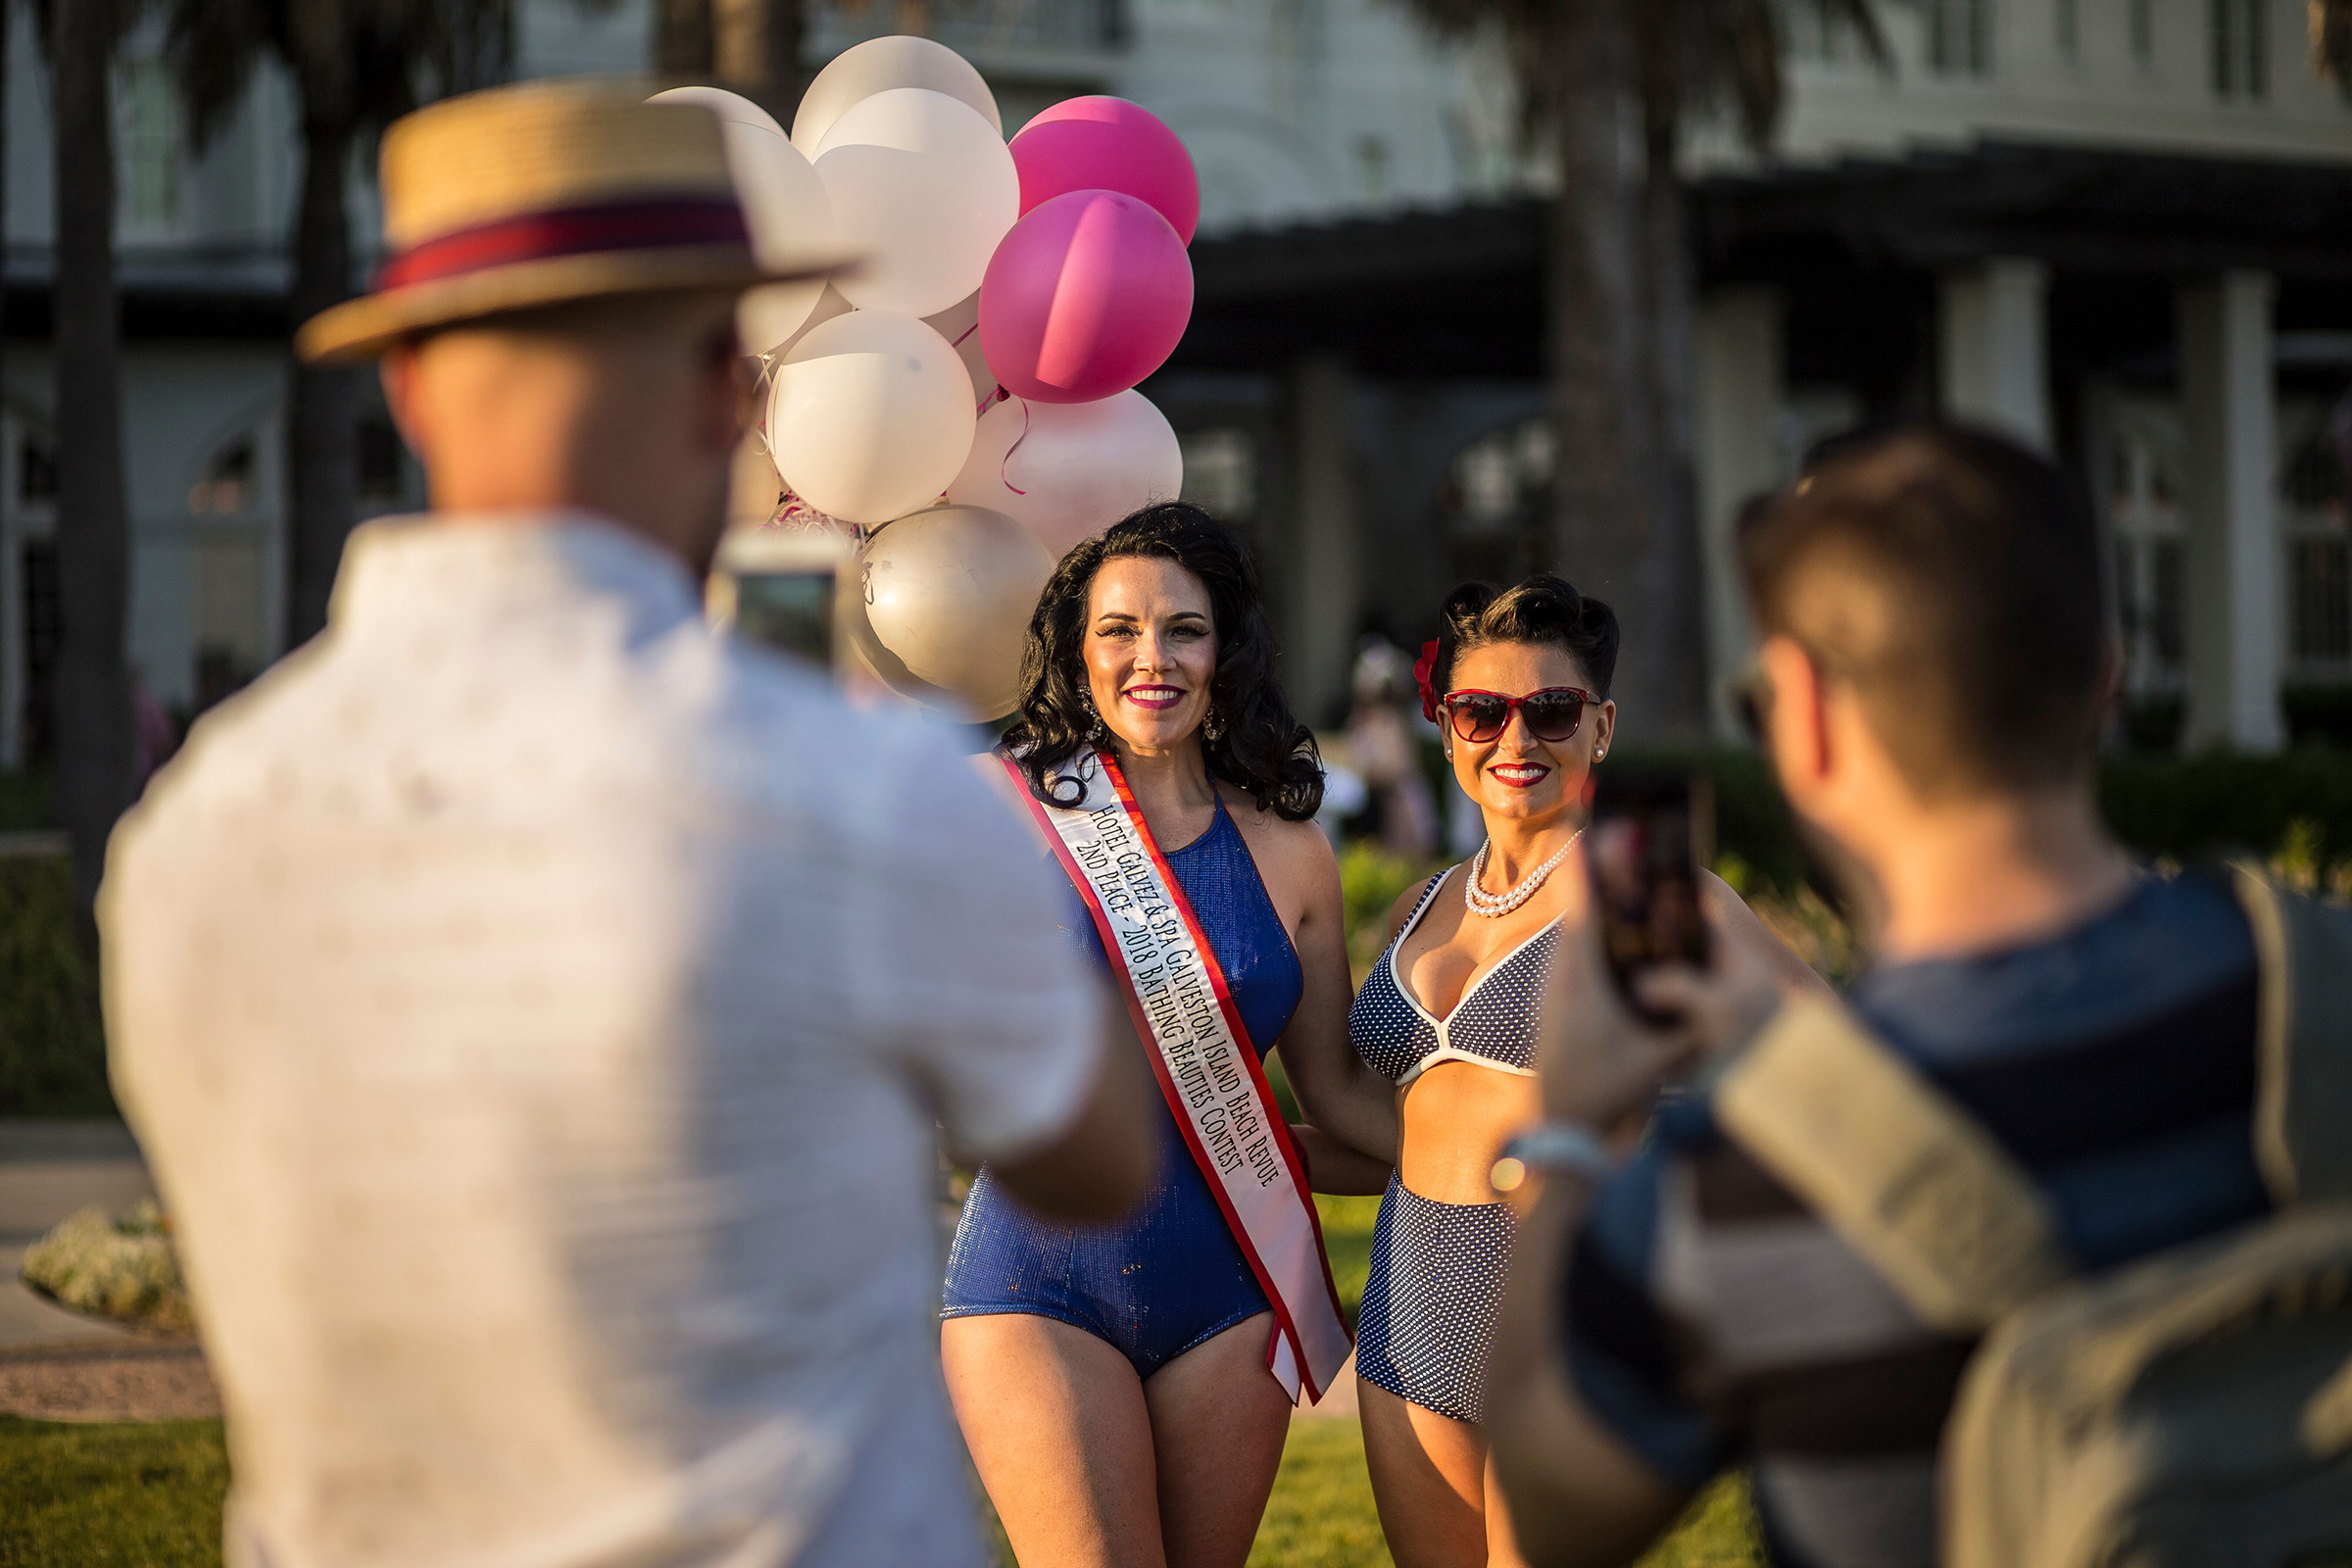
[[1203, 706, 1226, 743], [1082, 690, 1105, 743]]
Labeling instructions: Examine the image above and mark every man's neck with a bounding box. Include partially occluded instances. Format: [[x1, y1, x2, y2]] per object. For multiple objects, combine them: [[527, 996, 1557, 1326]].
[[1865, 783, 2137, 964]]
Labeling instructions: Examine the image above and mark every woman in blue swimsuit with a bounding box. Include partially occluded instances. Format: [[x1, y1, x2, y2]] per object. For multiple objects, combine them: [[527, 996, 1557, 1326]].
[[944, 504, 1396, 1568]]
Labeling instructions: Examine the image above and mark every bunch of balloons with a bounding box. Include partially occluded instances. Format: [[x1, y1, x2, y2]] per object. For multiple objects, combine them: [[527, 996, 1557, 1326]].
[[655, 39, 1199, 720]]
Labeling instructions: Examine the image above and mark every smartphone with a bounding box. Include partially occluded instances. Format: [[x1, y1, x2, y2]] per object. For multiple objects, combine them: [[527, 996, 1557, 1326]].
[[1585, 768, 1713, 1023], [733, 569, 836, 666], [708, 525, 852, 669]]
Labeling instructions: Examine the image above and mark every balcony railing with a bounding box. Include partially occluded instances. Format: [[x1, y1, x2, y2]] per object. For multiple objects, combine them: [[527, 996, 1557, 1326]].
[[808, 0, 1125, 68]]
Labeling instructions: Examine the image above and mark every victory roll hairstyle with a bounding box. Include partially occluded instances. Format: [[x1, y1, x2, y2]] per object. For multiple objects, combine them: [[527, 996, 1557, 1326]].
[[1005, 502, 1325, 821], [1427, 574, 1621, 702]]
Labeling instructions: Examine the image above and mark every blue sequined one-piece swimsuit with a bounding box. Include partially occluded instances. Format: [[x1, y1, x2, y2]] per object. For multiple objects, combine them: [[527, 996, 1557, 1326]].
[[943, 791, 1304, 1379], [1350, 869, 1557, 1424]]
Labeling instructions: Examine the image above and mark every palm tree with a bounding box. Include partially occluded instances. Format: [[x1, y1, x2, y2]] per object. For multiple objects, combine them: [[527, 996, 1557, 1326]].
[[1400, 0, 1881, 740], [657, 0, 806, 129], [48, 0, 144, 922], [168, 0, 518, 650]]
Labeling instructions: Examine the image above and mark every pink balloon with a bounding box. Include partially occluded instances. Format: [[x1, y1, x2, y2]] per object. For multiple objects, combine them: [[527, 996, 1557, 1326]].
[[1010, 96, 1200, 246], [980, 190, 1194, 405]]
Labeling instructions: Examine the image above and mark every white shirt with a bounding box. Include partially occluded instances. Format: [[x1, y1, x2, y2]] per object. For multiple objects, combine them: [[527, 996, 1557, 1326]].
[[103, 514, 1100, 1568]]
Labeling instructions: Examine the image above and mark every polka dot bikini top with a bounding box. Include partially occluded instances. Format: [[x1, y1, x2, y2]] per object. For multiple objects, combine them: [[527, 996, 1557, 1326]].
[[1349, 868, 1560, 1090]]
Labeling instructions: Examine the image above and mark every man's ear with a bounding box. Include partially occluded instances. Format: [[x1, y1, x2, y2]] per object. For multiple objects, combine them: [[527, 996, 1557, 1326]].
[[696, 318, 752, 460], [1758, 635, 1830, 792], [2095, 635, 2126, 740], [379, 346, 426, 466]]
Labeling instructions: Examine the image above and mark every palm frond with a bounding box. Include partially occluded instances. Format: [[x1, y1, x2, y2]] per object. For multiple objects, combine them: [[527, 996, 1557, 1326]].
[[165, 0, 270, 151], [1391, 0, 1894, 155]]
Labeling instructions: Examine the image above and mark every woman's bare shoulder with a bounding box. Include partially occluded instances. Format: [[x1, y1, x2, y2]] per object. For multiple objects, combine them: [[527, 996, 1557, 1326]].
[[1219, 783, 1337, 878], [1382, 869, 1446, 945]]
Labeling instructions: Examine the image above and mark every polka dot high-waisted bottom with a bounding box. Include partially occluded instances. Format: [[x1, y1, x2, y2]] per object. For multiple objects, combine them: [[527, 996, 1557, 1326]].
[[1353, 1173, 1518, 1423]]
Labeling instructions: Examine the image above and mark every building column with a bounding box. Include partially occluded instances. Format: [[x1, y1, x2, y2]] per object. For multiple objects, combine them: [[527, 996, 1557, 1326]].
[[2179, 271, 2283, 753], [1937, 258, 2051, 449], [1286, 353, 1360, 728], [1694, 289, 1784, 740]]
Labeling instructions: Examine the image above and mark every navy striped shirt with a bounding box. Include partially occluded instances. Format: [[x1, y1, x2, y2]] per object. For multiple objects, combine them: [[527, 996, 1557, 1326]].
[[1560, 873, 2266, 1568]]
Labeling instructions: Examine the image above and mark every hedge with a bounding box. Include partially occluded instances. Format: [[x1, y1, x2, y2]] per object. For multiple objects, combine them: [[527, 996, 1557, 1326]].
[[6, 747, 2352, 1116], [0, 854, 110, 1117], [1630, 745, 2352, 897]]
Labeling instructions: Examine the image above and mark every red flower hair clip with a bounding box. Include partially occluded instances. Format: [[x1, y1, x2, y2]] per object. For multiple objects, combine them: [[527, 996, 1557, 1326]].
[[1413, 640, 1442, 723]]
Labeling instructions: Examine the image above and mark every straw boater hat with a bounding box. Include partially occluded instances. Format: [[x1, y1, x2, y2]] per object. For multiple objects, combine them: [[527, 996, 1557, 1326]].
[[298, 82, 849, 364]]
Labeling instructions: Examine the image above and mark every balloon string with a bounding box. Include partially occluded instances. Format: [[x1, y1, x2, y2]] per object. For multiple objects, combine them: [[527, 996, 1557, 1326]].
[[1000, 396, 1032, 497], [752, 352, 780, 457], [951, 322, 977, 348], [976, 380, 1006, 418]]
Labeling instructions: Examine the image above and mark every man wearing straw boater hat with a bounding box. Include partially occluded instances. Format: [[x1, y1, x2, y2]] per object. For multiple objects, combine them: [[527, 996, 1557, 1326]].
[[101, 82, 1150, 1568]]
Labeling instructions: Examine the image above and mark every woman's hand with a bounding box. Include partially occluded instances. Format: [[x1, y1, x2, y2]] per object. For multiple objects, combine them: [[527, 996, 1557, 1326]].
[[1258, 819, 1402, 1166], [1288, 1123, 1395, 1196]]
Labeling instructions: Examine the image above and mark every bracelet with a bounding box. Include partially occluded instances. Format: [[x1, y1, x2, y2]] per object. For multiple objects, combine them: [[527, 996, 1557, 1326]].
[[1491, 1122, 1615, 1192]]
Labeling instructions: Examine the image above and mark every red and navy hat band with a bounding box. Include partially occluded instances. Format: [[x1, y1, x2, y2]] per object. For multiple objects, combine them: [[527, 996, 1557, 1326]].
[[374, 196, 751, 292]]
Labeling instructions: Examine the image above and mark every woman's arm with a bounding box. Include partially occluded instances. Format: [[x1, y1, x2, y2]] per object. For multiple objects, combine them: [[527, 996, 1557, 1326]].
[[1264, 828, 1407, 1174], [1699, 868, 1834, 1000]]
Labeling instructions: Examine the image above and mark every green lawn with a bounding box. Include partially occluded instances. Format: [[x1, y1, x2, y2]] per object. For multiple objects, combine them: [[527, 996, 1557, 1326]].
[[0, 1202, 1754, 1567], [1248, 1420, 1760, 1568], [0, 1416, 227, 1568], [0, 1409, 1754, 1567]]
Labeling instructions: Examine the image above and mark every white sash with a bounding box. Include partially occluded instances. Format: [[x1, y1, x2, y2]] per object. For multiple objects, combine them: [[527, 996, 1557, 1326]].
[[1002, 746, 1353, 1404]]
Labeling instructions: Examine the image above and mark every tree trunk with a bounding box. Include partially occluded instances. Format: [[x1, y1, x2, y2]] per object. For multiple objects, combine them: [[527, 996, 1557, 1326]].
[[657, 0, 715, 77], [51, 0, 135, 921], [1634, 115, 1710, 741], [1546, 0, 1671, 735], [283, 106, 360, 647], [712, 0, 806, 125]]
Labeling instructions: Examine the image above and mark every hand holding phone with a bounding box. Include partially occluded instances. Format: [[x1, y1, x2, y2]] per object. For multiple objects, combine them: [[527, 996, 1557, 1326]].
[[1585, 768, 1713, 1024], [708, 525, 851, 669]]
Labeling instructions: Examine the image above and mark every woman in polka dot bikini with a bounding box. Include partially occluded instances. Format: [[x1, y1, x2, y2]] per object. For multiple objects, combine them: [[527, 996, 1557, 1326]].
[[1347, 575, 1617, 1568]]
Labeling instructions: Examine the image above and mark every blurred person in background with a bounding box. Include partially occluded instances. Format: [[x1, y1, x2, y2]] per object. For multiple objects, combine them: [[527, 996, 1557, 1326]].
[[945, 503, 1391, 1568], [1343, 635, 1440, 859], [102, 83, 1151, 1568], [1483, 426, 2274, 1568]]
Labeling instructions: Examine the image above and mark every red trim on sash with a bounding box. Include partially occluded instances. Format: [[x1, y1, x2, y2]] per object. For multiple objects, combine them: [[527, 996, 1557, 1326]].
[[374, 197, 751, 292], [1092, 755, 1348, 1387], [1002, 748, 1350, 1402]]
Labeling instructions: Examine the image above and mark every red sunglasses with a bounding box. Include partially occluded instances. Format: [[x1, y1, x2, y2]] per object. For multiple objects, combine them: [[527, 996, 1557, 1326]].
[[1441, 687, 1593, 744]]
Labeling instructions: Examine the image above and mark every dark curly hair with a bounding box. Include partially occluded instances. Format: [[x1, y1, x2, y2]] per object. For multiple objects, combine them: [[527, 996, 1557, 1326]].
[[1004, 502, 1324, 821], [1430, 573, 1620, 700]]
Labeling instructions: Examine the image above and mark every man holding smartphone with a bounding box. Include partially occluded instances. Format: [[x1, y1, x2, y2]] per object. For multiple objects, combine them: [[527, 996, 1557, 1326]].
[[1482, 426, 2271, 1568]]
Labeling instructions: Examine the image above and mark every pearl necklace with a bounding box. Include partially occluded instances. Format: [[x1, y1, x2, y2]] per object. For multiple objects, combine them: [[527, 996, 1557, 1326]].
[[1463, 833, 1583, 919]]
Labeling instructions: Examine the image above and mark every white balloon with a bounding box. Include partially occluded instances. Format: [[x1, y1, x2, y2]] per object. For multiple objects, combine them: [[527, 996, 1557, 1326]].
[[752, 281, 854, 361], [923, 290, 999, 407], [858, 504, 1052, 719], [767, 311, 976, 525], [791, 35, 1001, 155], [648, 85, 786, 139], [718, 123, 835, 350], [949, 392, 1185, 559], [814, 88, 1018, 318]]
